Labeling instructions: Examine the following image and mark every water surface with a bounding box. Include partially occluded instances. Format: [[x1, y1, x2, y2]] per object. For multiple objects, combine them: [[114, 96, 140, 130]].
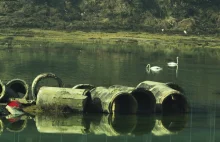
[[0, 43, 220, 142]]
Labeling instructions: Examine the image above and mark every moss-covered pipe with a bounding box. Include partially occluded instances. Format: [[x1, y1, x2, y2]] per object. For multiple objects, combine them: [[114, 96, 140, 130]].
[[152, 113, 189, 136], [136, 81, 189, 113], [31, 73, 63, 100], [35, 113, 88, 134], [87, 86, 138, 114], [36, 87, 88, 112], [0, 80, 6, 102], [5, 79, 29, 101], [108, 85, 156, 114], [72, 84, 95, 90], [89, 114, 137, 136]]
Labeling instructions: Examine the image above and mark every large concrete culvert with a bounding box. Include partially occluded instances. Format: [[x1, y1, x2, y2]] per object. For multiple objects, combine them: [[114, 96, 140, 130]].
[[131, 88, 156, 114], [162, 93, 189, 113], [111, 93, 137, 114], [136, 81, 189, 113], [89, 87, 138, 114]]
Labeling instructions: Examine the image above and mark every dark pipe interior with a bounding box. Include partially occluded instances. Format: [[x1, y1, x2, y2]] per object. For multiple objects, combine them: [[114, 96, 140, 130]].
[[132, 88, 156, 114], [161, 113, 189, 132], [110, 114, 137, 134], [0, 84, 2, 95], [132, 115, 156, 135], [9, 82, 26, 98], [112, 94, 137, 114], [162, 93, 189, 113]]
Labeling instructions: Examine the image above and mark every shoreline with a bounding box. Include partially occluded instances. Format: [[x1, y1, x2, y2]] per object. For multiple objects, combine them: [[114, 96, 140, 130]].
[[0, 28, 220, 49]]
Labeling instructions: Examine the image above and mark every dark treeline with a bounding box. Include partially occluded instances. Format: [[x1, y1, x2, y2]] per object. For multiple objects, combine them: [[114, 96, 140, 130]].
[[0, 0, 220, 34]]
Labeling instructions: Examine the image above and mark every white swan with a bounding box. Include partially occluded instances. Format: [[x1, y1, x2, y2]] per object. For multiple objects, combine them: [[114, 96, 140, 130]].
[[146, 64, 163, 73], [167, 57, 178, 67]]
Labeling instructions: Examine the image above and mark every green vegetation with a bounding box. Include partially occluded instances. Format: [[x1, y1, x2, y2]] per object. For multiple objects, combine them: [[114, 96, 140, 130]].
[[0, 0, 220, 51], [0, 0, 220, 34]]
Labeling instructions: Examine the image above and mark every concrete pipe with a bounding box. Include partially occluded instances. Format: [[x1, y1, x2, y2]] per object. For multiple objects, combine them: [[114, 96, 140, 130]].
[[31, 73, 63, 100], [73, 84, 95, 90], [137, 81, 189, 113], [152, 113, 189, 136], [36, 87, 88, 113], [87, 86, 137, 114], [131, 88, 156, 114], [5, 79, 29, 101], [108, 85, 156, 114], [89, 114, 137, 136], [166, 82, 184, 93], [5, 115, 28, 133], [0, 80, 6, 103], [35, 113, 87, 134]]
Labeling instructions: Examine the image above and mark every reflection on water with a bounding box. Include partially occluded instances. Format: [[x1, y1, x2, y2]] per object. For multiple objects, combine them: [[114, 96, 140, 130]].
[[0, 113, 189, 136], [0, 44, 220, 141], [0, 111, 220, 142]]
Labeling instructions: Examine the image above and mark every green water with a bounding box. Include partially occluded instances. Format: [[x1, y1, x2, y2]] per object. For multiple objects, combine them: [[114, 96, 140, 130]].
[[0, 44, 220, 141]]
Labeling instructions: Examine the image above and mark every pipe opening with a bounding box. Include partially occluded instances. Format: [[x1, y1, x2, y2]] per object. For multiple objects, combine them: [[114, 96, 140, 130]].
[[6, 79, 28, 99], [111, 94, 137, 114], [109, 114, 137, 134], [162, 93, 188, 113], [132, 88, 156, 114], [9, 83, 26, 98]]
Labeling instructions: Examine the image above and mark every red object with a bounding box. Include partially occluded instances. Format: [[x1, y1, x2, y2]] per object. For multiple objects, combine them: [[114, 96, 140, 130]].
[[7, 101, 22, 109], [8, 117, 20, 123]]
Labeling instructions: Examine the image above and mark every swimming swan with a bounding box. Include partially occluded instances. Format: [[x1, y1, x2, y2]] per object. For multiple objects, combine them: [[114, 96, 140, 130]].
[[146, 64, 163, 73], [167, 57, 178, 67]]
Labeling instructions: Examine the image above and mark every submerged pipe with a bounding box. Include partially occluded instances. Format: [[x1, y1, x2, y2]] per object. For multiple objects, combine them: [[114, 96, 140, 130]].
[[0, 80, 6, 102], [36, 87, 88, 113], [137, 81, 189, 113], [131, 115, 156, 135], [4, 79, 29, 102], [89, 114, 137, 136], [31, 73, 64, 100], [3, 115, 28, 133], [152, 113, 189, 136], [87, 86, 137, 114], [35, 113, 87, 134]]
